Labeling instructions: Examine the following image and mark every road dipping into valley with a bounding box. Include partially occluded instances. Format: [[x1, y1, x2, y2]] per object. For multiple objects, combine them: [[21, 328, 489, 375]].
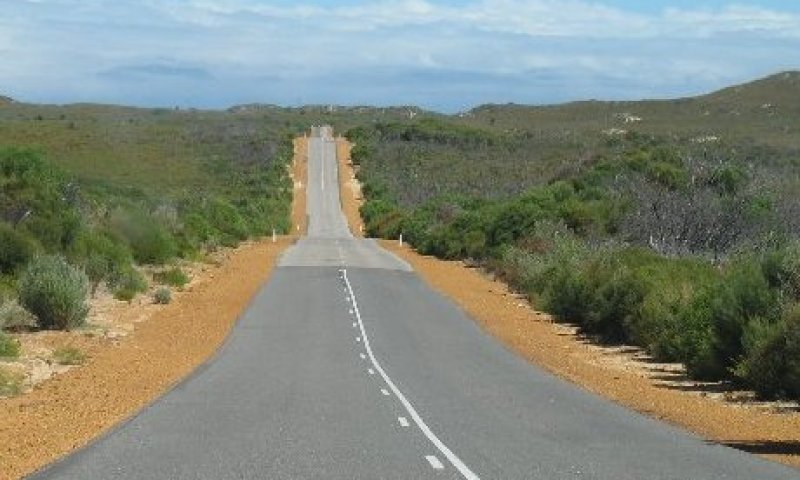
[[28, 127, 799, 479]]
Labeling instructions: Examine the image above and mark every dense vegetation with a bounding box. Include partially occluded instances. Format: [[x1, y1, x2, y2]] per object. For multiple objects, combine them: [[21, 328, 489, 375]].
[[0, 103, 310, 332], [348, 72, 800, 400]]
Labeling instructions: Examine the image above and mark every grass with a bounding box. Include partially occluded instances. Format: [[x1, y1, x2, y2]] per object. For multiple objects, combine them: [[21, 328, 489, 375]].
[[52, 346, 87, 366], [154, 267, 190, 288], [0, 367, 23, 397], [0, 332, 20, 358]]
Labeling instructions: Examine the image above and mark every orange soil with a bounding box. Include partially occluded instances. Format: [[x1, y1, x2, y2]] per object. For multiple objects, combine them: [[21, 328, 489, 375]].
[[292, 136, 309, 236], [334, 138, 799, 471], [336, 137, 364, 237]]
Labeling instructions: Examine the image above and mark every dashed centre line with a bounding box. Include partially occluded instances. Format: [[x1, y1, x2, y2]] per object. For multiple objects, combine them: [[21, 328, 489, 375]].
[[398, 417, 410, 427], [341, 268, 480, 480]]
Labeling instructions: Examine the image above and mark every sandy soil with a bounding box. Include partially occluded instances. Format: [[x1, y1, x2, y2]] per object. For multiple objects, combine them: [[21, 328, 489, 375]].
[[333, 136, 800, 470], [336, 137, 364, 237], [292, 136, 309, 236]]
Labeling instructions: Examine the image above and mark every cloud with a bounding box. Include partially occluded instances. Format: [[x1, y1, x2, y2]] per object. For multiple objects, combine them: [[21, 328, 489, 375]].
[[1, 0, 798, 110]]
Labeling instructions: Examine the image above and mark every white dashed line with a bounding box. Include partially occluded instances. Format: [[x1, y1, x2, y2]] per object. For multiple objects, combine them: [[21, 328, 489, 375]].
[[356, 336, 361, 343], [398, 417, 409, 427], [353, 322, 358, 328], [360, 353, 366, 360], [368, 368, 375, 375], [341, 269, 479, 480], [426, 455, 445, 470], [381, 388, 390, 396]]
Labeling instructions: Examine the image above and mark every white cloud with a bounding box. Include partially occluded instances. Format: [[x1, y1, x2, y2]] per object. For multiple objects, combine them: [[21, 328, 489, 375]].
[[0, 0, 798, 109]]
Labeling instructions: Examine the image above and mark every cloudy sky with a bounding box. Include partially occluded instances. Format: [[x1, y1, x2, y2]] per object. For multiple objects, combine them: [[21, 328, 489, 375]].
[[1, 0, 798, 111]]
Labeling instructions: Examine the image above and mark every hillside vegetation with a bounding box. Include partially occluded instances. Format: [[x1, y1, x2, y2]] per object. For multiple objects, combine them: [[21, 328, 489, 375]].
[[348, 72, 800, 400]]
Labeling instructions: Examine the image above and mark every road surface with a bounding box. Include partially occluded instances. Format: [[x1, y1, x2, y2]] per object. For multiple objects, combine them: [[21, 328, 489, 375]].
[[29, 128, 798, 479]]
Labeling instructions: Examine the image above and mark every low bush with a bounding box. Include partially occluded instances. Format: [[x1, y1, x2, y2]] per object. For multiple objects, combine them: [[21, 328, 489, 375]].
[[68, 229, 134, 295], [111, 267, 148, 302], [110, 209, 177, 265], [0, 332, 20, 358], [735, 307, 800, 399], [153, 287, 172, 305], [52, 346, 87, 365], [0, 299, 37, 331], [0, 223, 39, 274], [0, 367, 23, 397], [18, 255, 89, 330], [154, 267, 189, 288]]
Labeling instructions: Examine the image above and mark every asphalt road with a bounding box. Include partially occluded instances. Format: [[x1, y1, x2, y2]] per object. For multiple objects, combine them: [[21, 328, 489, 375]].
[[29, 129, 798, 479]]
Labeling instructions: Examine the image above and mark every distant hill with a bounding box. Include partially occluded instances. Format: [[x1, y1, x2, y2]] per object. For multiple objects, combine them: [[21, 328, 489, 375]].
[[0, 95, 13, 104], [462, 71, 800, 150]]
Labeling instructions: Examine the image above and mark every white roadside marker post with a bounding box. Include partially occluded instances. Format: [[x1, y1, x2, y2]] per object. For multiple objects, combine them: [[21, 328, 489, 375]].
[[272, 229, 276, 243], [399, 234, 403, 247]]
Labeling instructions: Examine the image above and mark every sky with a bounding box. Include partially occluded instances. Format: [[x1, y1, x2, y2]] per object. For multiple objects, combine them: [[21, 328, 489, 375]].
[[0, 0, 798, 112]]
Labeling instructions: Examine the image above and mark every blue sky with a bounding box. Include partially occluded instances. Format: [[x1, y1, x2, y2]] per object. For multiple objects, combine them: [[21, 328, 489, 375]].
[[0, 0, 798, 112]]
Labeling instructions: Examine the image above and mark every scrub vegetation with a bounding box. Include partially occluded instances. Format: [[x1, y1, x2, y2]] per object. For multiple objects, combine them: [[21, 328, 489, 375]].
[[347, 72, 800, 400]]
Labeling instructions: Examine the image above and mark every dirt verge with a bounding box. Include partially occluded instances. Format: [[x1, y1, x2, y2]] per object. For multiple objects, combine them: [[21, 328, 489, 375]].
[[332, 137, 800, 470], [336, 136, 364, 237]]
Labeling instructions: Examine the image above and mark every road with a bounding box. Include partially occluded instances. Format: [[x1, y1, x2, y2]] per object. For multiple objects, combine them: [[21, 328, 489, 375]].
[[29, 127, 798, 479]]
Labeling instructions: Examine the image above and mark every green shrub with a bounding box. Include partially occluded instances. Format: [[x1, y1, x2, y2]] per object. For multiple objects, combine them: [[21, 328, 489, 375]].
[[153, 287, 172, 305], [110, 209, 177, 265], [19, 255, 89, 330], [735, 307, 800, 399], [68, 229, 134, 295], [0, 299, 37, 331], [0, 367, 23, 397], [52, 346, 87, 365], [154, 267, 189, 288], [111, 267, 147, 302], [0, 223, 39, 274], [0, 332, 20, 358]]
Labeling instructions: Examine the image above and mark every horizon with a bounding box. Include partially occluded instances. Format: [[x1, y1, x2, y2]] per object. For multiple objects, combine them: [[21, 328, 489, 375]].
[[2, 1, 799, 113]]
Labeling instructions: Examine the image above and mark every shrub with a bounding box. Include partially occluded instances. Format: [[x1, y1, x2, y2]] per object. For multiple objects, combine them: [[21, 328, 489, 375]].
[[19, 255, 89, 330], [0, 367, 23, 397], [0, 299, 37, 331], [68, 229, 134, 295], [153, 287, 172, 305], [110, 209, 177, 265], [111, 267, 147, 302], [0, 223, 39, 274], [154, 267, 189, 288], [735, 307, 800, 399], [0, 333, 20, 358], [52, 346, 87, 365]]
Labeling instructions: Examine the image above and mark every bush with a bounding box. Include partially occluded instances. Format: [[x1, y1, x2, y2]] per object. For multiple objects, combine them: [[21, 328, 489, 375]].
[[0, 299, 37, 331], [111, 267, 147, 302], [52, 346, 87, 365], [153, 287, 172, 305], [735, 307, 800, 399], [0, 223, 39, 274], [19, 255, 89, 330], [0, 332, 20, 358], [110, 209, 177, 265], [0, 367, 22, 397], [68, 229, 134, 295], [154, 267, 189, 288]]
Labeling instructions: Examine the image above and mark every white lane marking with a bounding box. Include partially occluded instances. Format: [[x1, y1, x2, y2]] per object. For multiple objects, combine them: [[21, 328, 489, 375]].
[[360, 353, 366, 360], [353, 322, 358, 328], [381, 388, 390, 396], [341, 269, 480, 480], [426, 455, 445, 470], [349, 308, 354, 315], [356, 336, 361, 343], [398, 417, 409, 427], [368, 368, 375, 375]]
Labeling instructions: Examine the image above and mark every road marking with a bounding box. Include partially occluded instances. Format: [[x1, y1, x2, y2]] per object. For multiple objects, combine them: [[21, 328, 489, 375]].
[[398, 417, 409, 427], [360, 353, 366, 360], [349, 308, 354, 315], [368, 368, 375, 375], [341, 269, 480, 480], [426, 455, 445, 470], [381, 388, 390, 396], [353, 322, 358, 328], [356, 336, 361, 343]]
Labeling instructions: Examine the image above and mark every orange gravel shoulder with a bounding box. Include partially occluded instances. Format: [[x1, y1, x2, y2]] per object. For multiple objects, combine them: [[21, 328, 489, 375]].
[[380, 240, 800, 470], [336, 137, 364, 237]]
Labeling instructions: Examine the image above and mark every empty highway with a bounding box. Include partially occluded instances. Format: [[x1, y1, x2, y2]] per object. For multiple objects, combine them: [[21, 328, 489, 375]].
[[29, 128, 799, 479]]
